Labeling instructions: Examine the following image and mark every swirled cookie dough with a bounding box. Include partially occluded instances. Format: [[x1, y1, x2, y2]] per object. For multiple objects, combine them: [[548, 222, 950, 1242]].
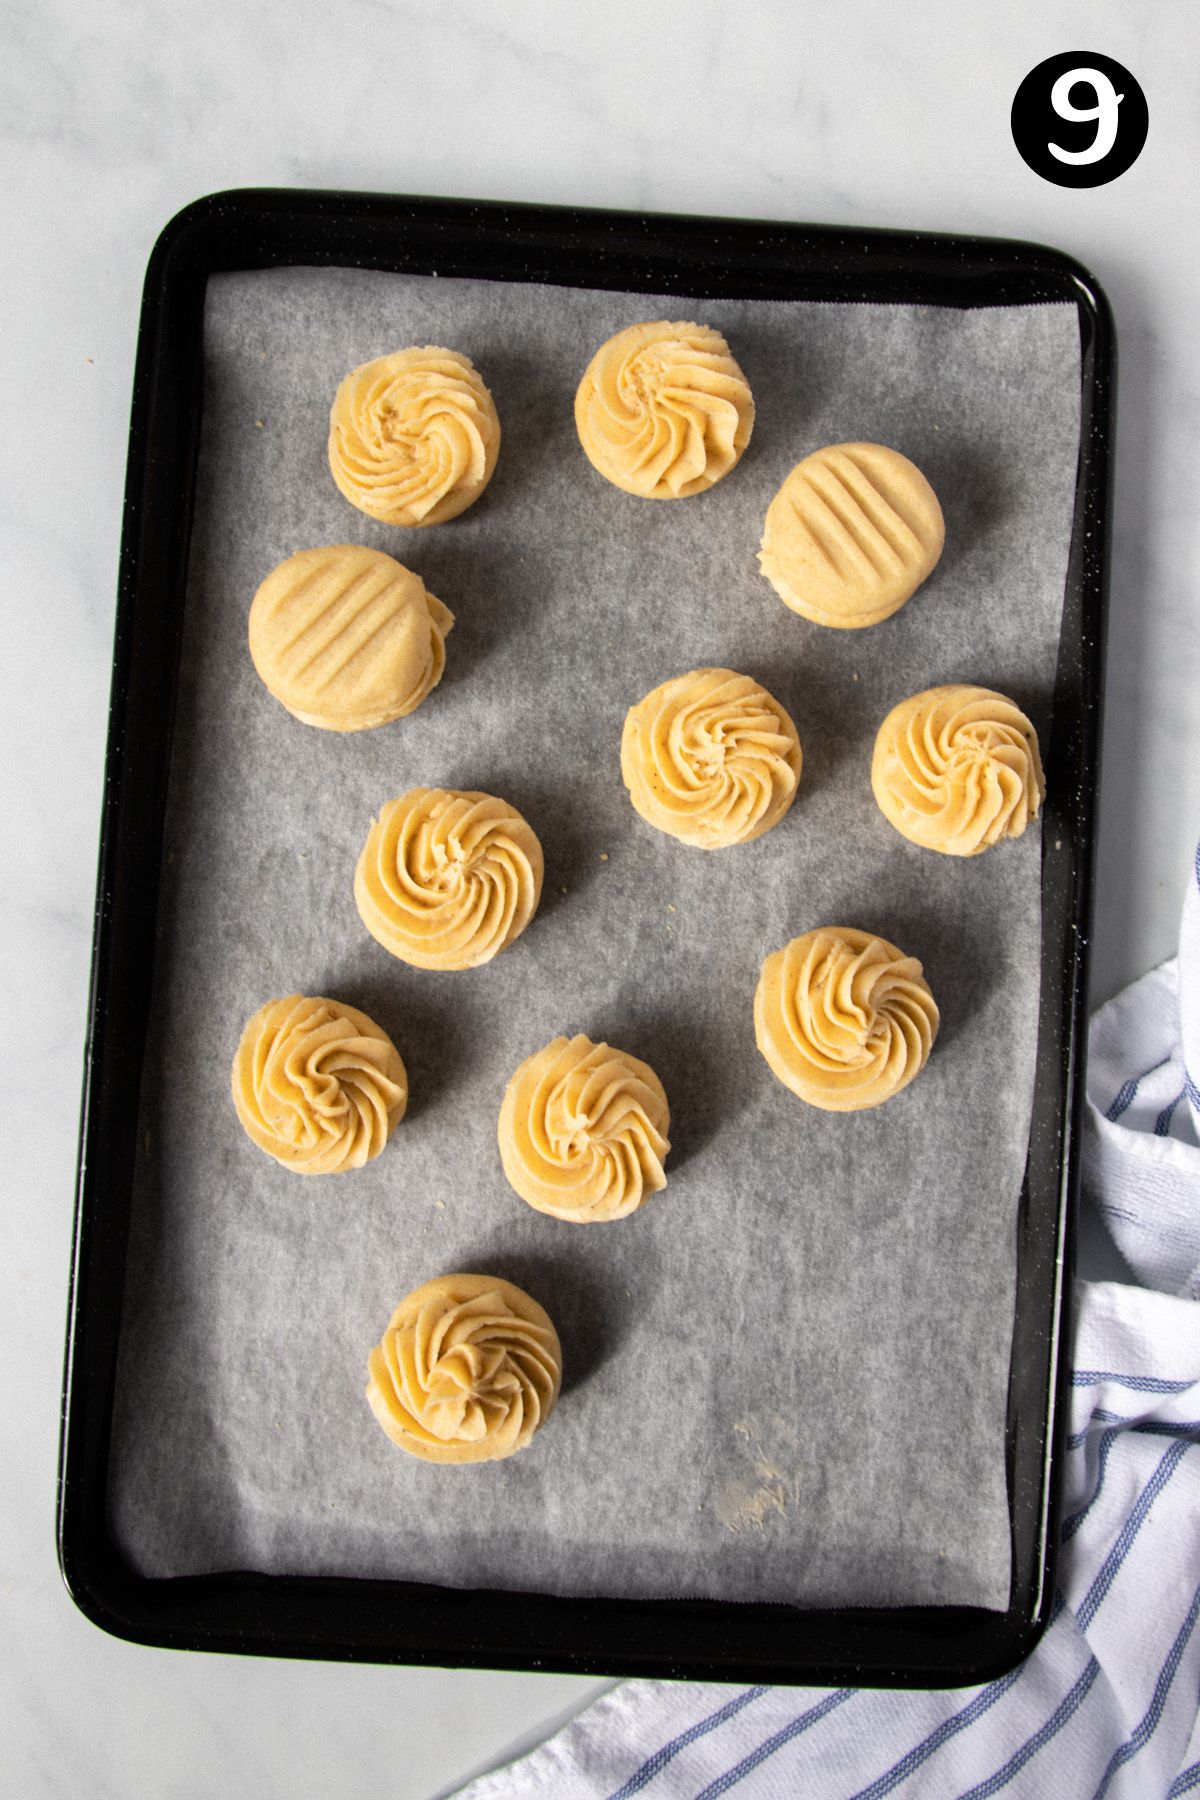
[[871, 685, 1045, 855], [759, 443, 944, 627], [621, 667, 802, 849], [248, 545, 453, 731], [575, 321, 754, 498], [355, 788, 544, 970], [328, 346, 500, 527], [754, 928, 939, 1111], [231, 995, 407, 1172], [499, 1034, 671, 1222], [366, 1274, 562, 1463]]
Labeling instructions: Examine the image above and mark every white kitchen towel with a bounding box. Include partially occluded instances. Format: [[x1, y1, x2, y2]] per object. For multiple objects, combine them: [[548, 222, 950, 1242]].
[[1084, 837, 1200, 1298], [454, 840, 1200, 1800]]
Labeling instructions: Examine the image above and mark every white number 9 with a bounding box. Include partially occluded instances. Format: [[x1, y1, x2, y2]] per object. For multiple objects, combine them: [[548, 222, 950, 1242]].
[[1048, 67, 1123, 165]]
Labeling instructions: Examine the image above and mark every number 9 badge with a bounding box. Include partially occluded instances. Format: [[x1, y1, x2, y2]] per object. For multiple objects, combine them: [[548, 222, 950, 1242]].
[[1012, 52, 1148, 187]]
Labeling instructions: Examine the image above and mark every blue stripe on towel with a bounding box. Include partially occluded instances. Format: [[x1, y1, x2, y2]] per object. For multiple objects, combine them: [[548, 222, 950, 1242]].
[[1168, 1759, 1200, 1795], [846, 1663, 1030, 1799], [628, 1441, 1194, 1800], [604, 1686, 770, 1800], [955, 1657, 1102, 1799], [1091, 1578, 1200, 1799], [1072, 1404, 1194, 1432], [1105, 1055, 1173, 1120], [690, 1690, 855, 1799], [1070, 1408, 1200, 1445], [1072, 1371, 1194, 1395], [1106, 1078, 1140, 1121], [1065, 1418, 1200, 1531], [1078, 1439, 1194, 1631], [1062, 1428, 1122, 1537], [1156, 1089, 1187, 1135], [859, 1446, 1191, 1799]]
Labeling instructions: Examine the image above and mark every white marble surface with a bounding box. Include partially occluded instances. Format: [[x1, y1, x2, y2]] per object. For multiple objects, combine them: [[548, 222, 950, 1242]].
[[2, 3, 1197, 1795]]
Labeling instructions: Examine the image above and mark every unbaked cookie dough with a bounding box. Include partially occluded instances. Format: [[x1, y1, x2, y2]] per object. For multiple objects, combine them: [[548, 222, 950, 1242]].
[[871, 684, 1045, 855], [759, 443, 944, 627], [231, 994, 408, 1172], [328, 346, 501, 527], [621, 667, 802, 849], [498, 1034, 671, 1222], [355, 787, 544, 971], [248, 545, 453, 731], [754, 928, 939, 1111], [366, 1274, 562, 1464], [574, 321, 754, 498]]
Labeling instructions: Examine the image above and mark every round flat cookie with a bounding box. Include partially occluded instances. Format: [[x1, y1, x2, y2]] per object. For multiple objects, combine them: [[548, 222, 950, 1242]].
[[759, 443, 944, 627], [248, 544, 453, 731]]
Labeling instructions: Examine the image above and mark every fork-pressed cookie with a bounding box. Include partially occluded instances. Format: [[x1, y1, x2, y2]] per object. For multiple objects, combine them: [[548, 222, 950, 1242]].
[[248, 544, 453, 731], [759, 442, 944, 627]]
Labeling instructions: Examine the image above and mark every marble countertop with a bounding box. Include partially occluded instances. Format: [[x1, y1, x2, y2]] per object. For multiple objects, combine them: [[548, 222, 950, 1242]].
[[4, 3, 1197, 1795]]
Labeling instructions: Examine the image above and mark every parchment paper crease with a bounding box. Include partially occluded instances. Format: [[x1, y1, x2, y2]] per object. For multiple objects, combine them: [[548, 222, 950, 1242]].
[[109, 267, 1081, 1610]]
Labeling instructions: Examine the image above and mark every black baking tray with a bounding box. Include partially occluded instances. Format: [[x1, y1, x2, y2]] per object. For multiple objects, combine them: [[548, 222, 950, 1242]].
[[58, 187, 1112, 1685]]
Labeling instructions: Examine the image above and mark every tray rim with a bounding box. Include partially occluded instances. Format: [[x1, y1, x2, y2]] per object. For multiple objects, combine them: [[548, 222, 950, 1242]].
[[57, 185, 1113, 1686]]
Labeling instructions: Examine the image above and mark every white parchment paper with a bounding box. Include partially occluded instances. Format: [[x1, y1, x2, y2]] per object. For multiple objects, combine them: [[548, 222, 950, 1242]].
[[109, 267, 1081, 1610]]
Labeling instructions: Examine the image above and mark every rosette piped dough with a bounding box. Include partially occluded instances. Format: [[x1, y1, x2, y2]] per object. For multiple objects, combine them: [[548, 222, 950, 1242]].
[[575, 321, 754, 498], [621, 667, 802, 849], [366, 1274, 562, 1464], [355, 788, 544, 971], [248, 545, 453, 731], [328, 347, 500, 527], [871, 684, 1045, 855], [231, 994, 408, 1172], [499, 1034, 671, 1222], [759, 443, 944, 627], [754, 928, 939, 1112]]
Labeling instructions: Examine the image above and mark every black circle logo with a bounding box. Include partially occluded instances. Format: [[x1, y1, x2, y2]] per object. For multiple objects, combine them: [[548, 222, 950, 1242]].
[[1011, 53, 1147, 187]]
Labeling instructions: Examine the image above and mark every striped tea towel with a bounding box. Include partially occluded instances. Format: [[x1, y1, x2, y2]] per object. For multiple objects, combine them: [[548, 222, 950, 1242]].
[[454, 838, 1200, 1800], [1083, 837, 1200, 1298]]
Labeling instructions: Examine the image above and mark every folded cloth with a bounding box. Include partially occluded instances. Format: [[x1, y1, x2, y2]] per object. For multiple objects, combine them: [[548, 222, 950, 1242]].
[[454, 843, 1200, 1800], [1084, 838, 1200, 1298]]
